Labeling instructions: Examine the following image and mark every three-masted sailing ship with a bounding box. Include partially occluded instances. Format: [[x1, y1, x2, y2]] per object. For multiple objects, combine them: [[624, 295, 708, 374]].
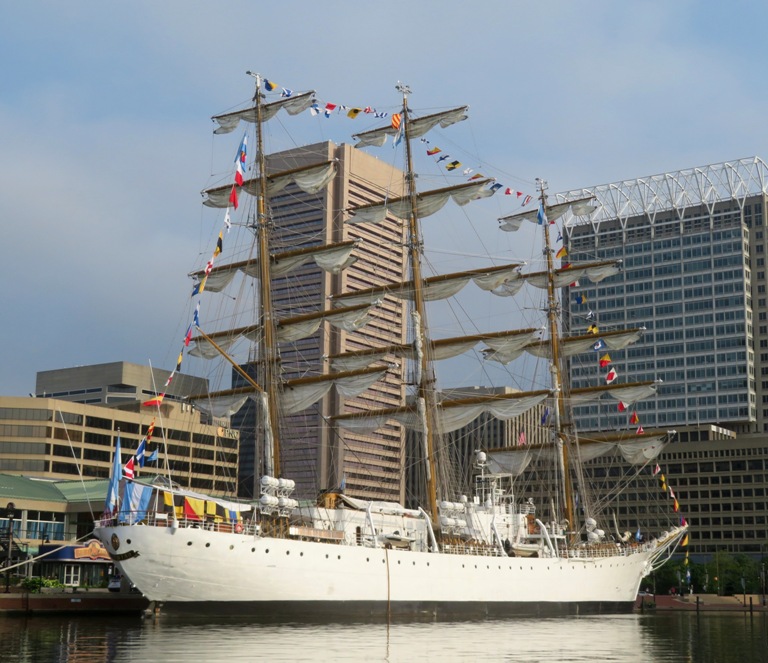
[[94, 74, 687, 617]]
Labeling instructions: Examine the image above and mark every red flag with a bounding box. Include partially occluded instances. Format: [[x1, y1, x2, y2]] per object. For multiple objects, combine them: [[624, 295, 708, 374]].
[[629, 411, 639, 425], [143, 394, 165, 407], [517, 430, 526, 446], [146, 419, 156, 443], [504, 188, 513, 195], [391, 113, 401, 130], [605, 369, 618, 384], [618, 401, 629, 412], [427, 147, 441, 156], [229, 185, 239, 209], [124, 456, 135, 480], [636, 425, 644, 435], [599, 354, 612, 368]]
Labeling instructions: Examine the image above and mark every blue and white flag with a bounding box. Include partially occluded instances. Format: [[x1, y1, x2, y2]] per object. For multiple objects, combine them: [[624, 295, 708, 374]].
[[635, 527, 642, 542], [537, 203, 547, 225], [118, 482, 154, 525], [146, 449, 159, 463], [105, 436, 123, 514], [593, 339, 606, 351], [136, 438, 146, 468]]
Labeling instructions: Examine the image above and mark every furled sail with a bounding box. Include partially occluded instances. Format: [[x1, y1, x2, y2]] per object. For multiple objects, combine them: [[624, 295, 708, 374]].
[[190, 366, 388, 417], [523, 260, 621, 289], [188, 303, 379, 358], [211, 91, 316, 134], [498, 195, 596, 230], [352, 106, 469, 148], [203, 161, 336, 208], [524, 328, 645, 359], [330, 329, 541, 371], [569, 381, 660, 405], [486, 433, 669, 476], [334, 389, 550, 435], [348, 180, 495, 224], [331, 263, 523, 308], [191, 240, 360, 293]]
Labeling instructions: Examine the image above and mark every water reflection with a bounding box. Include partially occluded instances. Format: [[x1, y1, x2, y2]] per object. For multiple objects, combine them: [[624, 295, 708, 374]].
[[0, 612, 766, 662]]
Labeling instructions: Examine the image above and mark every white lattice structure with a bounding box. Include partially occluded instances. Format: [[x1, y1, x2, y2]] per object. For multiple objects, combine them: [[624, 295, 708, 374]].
[[557, 157, 768, 230]]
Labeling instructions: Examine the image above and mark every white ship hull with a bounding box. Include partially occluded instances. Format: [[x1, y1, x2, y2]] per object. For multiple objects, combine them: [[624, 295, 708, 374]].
[[95, 523, 679, 617]]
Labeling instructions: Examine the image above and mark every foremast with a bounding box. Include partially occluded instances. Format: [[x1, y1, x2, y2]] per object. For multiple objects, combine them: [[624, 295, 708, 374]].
[[249, 72, 282, 477]]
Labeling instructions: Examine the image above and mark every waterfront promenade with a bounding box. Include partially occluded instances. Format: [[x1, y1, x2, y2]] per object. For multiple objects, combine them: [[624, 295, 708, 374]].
[[637, 593, 768, 612], [0, 587, 148, 615]]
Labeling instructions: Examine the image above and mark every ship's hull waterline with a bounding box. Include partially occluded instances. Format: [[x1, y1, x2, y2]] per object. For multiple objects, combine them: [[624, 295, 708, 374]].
[[95, 523, 674, 617]]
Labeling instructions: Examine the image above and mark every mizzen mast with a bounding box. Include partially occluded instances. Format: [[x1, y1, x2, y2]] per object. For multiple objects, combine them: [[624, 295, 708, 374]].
[[537, 179, 575, 529]]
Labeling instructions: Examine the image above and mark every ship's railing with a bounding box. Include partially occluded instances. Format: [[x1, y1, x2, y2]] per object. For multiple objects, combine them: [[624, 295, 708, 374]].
[[96, 511, 259, 536], [441, 543, 505, 557], [561, 540, 657, 559]]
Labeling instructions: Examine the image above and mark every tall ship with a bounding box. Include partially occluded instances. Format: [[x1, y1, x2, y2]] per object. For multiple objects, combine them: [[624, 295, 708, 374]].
[[94, 74, 687, 617]]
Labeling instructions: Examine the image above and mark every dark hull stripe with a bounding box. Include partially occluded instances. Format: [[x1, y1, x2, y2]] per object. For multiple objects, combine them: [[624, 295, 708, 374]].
[[155, 600, 635, 622]]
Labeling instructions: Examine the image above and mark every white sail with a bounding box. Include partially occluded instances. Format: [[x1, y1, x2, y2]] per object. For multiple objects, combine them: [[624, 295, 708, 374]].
[[349, 180, 496, 224], [211, 91, 315, 134], [352, 106, 468, 148], [202, 161, 336, 208], [487, 434, 668, 476], [332, 263, 522, 307], [524, 328, 644, 359], [193, 240, 360, 293]]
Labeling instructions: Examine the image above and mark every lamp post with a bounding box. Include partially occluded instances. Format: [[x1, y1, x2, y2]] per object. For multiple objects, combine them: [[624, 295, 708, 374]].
[[5, 502, 15, 593]]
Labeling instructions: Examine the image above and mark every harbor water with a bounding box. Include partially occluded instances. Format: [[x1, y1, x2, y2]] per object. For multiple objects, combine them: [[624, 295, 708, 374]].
[[0, 611, 766, 662]]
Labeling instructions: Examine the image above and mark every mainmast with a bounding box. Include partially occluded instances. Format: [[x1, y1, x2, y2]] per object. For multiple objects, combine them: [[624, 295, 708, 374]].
[[249, 72, 282, 478], [538, 179, 575, 528], [399, 83, 440, 524]]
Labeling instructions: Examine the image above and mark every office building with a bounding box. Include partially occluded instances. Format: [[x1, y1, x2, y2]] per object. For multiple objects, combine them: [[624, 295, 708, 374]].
[[553, 157, 768, 557], [232, 141, 408, 502], [35, 362, 208, 408], [0, 394, 239, 495], [558, 157, 768, 433]]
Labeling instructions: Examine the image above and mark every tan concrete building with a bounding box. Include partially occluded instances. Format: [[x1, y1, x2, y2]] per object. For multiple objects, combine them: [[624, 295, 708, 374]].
[[0, 394, 239, 495]]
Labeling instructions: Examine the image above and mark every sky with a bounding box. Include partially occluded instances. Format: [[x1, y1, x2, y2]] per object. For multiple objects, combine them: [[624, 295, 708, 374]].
[[2, 0, 768, 397]]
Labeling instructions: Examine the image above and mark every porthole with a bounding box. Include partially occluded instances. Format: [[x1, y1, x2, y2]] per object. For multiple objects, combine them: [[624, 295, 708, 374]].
[[300, 552, 304, 557], [187, 541, 193, 546], [265, 549, 270, 553], [251, 548, 256, 553], [205, 543, 210, 548], [337, 555, 341, 560], [286, 551, 290, 555], [126, 539, 132, 545], [326, 554, 329, 559], [229, 545, 234, 550]]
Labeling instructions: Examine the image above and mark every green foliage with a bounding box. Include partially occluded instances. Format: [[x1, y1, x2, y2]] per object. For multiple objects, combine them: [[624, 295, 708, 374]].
[[20, 576, 65, 593], [647, 552, 767, 596]]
